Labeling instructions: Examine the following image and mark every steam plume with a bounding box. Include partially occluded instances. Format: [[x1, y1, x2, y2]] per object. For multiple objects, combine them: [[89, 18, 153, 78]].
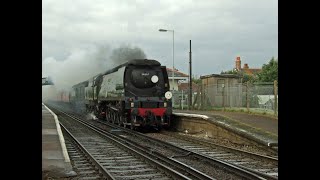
[[42, 44, 147, 101]]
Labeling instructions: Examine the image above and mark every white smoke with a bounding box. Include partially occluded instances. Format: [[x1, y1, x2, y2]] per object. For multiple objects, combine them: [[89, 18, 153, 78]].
[[86, 112, 98, 120], [42, 43, 147, 101]]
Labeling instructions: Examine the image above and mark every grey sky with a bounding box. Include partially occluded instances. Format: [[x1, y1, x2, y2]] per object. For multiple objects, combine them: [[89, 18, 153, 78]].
[[42, 0, 277, 87]]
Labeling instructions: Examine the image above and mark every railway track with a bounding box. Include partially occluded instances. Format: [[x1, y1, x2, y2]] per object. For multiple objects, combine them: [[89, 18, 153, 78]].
[[73, 109, 279, 179], [58, 112, 193, 179], [151, 131, 278, 179], [110, 123, 278, 179], [48, 104, 273, 180], [92, 117, 277, 179], [63, 128, 107, 179]]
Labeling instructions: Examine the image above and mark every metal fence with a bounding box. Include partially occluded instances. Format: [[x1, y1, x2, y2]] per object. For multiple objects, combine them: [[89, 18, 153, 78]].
[[171, 90, 195, 110], [172, 81, 278, 115]]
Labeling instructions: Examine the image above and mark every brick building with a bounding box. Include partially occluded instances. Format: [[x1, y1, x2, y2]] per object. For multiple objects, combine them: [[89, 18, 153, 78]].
[[235, 56, 262, 75]]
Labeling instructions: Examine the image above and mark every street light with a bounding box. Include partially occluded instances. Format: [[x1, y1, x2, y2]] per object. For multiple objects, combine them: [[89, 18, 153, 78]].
[[159, 28, 175, 106]]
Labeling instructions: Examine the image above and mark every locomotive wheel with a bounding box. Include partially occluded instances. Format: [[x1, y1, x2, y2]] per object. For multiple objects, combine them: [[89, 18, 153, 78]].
[[112, 112, 115, 124], [118, 115, 123, 127], [122, 117, 127, 128], [106, 109, 109, 121], [108, 110, 112, 122], [109, 111, 112, 123], [113, 113, 117, 124], [115, 113, 119, 125]]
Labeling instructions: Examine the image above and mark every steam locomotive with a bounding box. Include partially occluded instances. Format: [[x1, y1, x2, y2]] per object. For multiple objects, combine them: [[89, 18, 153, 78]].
[[70, 59, 172, 130]]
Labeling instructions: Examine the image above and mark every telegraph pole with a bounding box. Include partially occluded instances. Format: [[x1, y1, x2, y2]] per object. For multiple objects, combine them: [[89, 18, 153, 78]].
[[189, 40, 192, 110]]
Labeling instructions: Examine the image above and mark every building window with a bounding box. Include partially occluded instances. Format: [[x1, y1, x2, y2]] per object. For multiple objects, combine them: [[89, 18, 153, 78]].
[[217, 79, 225, 93]]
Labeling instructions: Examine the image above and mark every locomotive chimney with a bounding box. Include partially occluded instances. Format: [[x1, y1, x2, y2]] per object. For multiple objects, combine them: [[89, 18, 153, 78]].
[[235, 56, 241, 70]]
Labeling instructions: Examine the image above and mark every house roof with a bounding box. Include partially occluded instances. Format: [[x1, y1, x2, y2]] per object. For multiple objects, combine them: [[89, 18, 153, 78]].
[[166, 68, 189, 78], [178, 82, 199, 92], [242, 68, 262, 75], [200, 73, 241, 79]]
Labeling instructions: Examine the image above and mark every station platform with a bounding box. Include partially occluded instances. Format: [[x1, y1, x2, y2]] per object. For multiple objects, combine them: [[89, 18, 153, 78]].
[[173, 109, 278, 148], [42, 103, 76, 178]]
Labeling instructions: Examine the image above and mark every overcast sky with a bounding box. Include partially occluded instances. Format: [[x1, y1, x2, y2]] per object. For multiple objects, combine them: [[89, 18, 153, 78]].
[[42, 0, 277, 88]]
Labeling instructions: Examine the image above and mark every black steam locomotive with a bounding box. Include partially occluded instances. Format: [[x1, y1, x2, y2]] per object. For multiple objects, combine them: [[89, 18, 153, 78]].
[[70, 59, 172, 130]]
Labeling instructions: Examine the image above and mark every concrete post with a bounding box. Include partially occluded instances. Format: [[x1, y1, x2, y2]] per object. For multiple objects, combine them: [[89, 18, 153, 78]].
[[274, 80, 278, 116], [246, 81, 250, 113]]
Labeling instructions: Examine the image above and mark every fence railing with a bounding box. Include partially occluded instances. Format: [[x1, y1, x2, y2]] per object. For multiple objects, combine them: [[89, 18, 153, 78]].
[[172, 80, 278, 116]]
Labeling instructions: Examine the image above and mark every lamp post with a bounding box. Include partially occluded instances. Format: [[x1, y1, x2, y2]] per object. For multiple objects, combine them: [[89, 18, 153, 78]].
[[159, 28, 174, 107]]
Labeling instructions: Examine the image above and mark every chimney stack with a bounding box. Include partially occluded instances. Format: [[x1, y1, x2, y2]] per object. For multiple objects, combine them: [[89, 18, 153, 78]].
[[235, 56, 241, 70], [243, 63, 249, 69]]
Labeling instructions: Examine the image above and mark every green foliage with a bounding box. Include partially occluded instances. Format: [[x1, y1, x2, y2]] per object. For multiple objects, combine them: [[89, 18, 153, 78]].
[[192, 78, 201, 84], [242, 94, 259, 107], [192, 75, 201, 84], [256, 57, 278, 82], [220, 57, 278, 84], [221, 70, 238, 74], [220, 69, 256, 83], [240, 72, 257, 83]]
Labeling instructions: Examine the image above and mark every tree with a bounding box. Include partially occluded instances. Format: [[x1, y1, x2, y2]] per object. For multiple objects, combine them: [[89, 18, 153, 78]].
[[220, 69, 256, 83], [221, 70, 237, 75], [241, 72, 256, 83], [192, 75, 201, 84], [256, 57, 278, 82]]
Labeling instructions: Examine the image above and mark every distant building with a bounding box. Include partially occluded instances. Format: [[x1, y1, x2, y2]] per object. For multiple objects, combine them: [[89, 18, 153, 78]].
[[166, 68, 189, 91], [178, 82, 199, 93], [200, 73, 243, 107], [235, 56, 262, 75], [166, 68, 201, 107]]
